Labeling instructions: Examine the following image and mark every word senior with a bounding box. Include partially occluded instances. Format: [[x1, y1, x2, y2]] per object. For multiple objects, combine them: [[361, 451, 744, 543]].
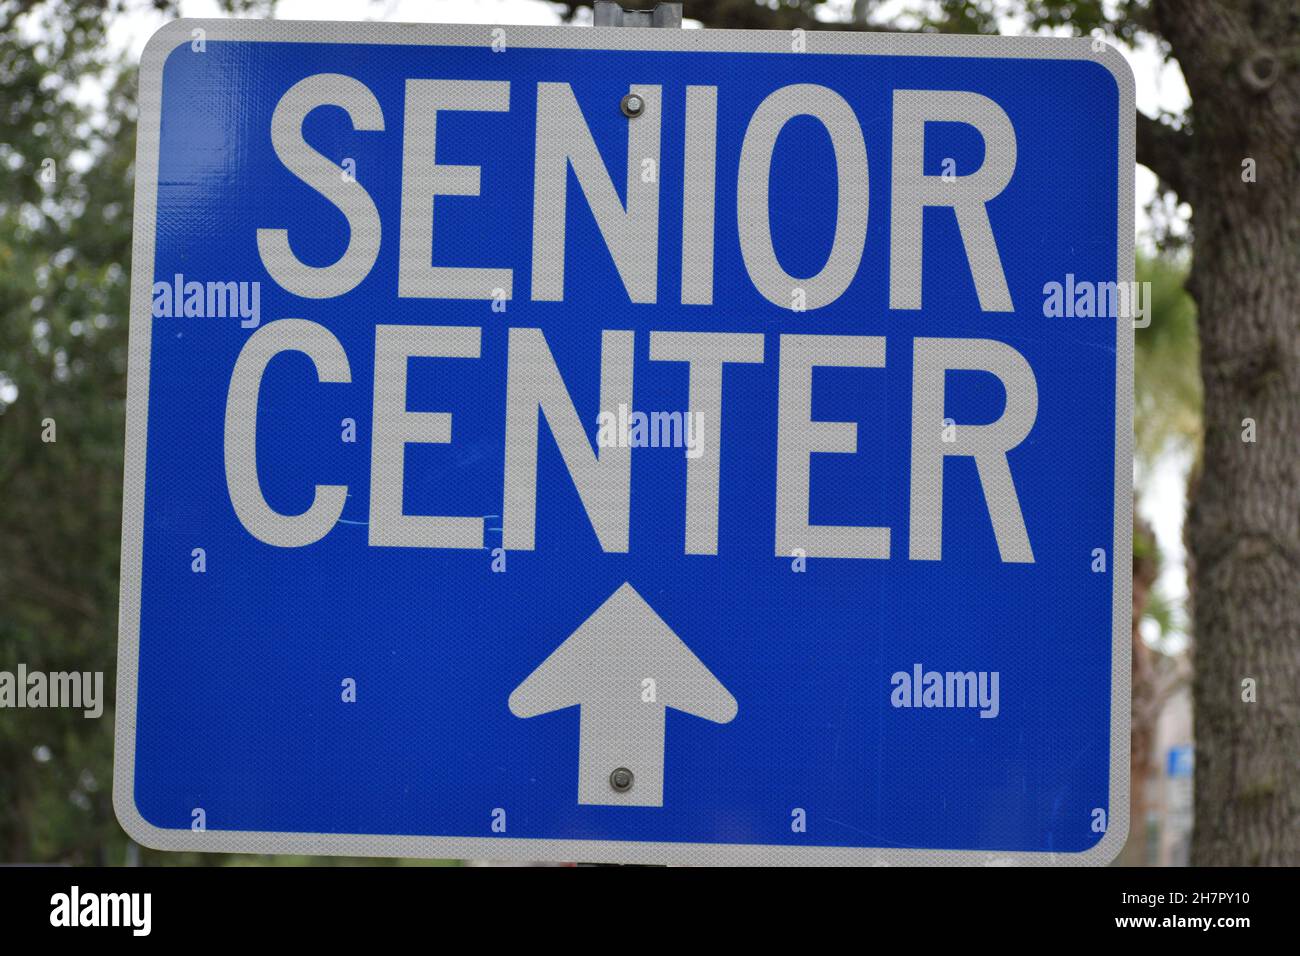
[[255, 75, 1017, 311]]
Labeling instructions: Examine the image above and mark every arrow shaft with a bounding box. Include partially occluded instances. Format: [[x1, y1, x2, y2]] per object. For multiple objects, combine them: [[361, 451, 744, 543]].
[[578, 703, 666, 807]]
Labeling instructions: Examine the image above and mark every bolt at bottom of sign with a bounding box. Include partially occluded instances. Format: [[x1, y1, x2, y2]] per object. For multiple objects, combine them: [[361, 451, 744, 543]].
[[609, 767, 634, 792]]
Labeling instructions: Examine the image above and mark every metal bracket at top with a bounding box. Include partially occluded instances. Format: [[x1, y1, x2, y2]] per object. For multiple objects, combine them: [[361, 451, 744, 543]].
[[593, 1, 683, 28]]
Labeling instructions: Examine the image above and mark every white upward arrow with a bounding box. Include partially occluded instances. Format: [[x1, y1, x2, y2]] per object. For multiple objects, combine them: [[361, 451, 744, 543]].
[[509, 582, 738, 807]]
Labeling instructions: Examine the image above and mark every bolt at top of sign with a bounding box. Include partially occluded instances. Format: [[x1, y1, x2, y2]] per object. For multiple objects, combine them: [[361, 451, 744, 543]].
[[621, 92, 645, 117]]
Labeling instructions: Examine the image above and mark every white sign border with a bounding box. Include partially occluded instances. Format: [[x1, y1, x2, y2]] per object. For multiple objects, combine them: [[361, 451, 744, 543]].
[[115, 17, 1134, 866]]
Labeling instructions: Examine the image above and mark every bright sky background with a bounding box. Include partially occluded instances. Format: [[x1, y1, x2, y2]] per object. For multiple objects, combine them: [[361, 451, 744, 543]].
[[79, 0, 1194, 647]]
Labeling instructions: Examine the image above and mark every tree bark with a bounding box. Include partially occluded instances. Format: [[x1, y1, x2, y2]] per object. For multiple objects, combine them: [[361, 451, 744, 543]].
[[1155, 0, 1300, 866], [1119, 514, 1161, 865]]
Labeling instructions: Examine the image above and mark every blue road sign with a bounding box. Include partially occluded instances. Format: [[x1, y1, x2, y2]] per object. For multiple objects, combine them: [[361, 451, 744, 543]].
[[115, 19, 1133, 864]]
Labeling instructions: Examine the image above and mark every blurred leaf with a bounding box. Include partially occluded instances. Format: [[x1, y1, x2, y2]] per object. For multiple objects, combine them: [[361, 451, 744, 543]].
[[1134, 253, 1200, 479]]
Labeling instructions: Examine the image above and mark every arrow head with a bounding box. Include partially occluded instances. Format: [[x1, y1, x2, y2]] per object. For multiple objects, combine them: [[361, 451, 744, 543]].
[[509, 582, 737, 723]]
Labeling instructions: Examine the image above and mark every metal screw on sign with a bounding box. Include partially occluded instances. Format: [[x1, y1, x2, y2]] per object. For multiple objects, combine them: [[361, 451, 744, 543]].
[[609, 767, 635, 793], [621, 93, 645, 117]]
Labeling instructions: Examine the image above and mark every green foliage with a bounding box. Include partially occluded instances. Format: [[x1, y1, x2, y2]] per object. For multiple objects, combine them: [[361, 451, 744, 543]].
[[1134, 254, 1200, 477], [684, 0, 1143, 37], [1, 0, 139, 864]]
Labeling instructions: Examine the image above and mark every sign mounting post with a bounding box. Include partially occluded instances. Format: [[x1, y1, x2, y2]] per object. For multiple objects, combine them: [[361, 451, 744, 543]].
[[593, 2, 683, 28]]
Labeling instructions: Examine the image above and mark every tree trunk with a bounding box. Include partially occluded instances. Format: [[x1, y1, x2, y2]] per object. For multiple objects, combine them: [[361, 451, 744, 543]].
[[1159, 0, 1300, 866], [1119, 514, 1161, 866]]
